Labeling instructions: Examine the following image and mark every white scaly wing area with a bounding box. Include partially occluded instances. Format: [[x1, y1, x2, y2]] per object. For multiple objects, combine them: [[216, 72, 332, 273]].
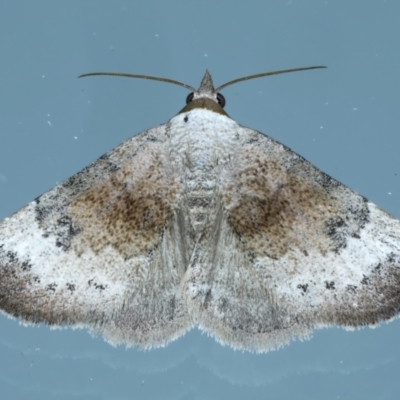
[[180, 108, 400, 353], [0, 122, 194, 348]]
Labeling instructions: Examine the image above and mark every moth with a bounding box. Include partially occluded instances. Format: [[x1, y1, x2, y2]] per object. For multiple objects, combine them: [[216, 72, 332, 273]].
[[1, 66, 399, 353]]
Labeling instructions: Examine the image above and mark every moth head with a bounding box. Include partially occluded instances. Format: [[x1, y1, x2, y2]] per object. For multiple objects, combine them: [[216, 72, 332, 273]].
[[185, 70, 226, 108]]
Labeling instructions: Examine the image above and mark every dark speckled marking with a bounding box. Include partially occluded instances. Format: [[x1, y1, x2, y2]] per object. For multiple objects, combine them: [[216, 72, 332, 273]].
[[326, 216, 347, 252], [347, 285, 357, 293], [325, 281, 335, 290], [297, 284, 308, 294], [66, 283, 76, 292], [361, 275, 370, 285]]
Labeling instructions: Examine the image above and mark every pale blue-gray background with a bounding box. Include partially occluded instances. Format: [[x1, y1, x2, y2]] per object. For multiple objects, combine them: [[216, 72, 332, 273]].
[[1, 1, 399, 399]]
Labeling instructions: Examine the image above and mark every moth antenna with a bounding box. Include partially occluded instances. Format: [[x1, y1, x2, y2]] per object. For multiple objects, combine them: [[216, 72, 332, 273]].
[[78, 72, 197, 92], [215, 66, 327, 91]]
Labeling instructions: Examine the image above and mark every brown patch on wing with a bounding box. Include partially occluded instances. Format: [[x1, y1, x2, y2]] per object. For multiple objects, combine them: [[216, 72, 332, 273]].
[[69, 144, 180, 259], [222, 145, 363, 259]]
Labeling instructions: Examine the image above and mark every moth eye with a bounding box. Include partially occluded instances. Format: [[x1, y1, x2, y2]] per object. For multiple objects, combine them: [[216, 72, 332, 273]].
[[186, 92, 194, 104], [217, 93, 226, 108]]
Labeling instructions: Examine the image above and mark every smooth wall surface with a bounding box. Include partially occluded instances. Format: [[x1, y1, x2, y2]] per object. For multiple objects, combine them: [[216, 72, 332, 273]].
[[1, 1, 399, 399]]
